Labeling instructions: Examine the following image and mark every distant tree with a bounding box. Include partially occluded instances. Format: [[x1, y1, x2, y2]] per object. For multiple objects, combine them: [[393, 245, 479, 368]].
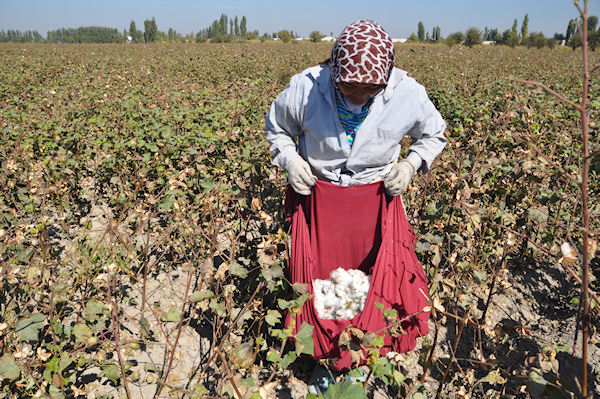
[[511, 19, 518, 36], [588, 15, 598, 32], [234, 16, 240, 37], [219, 14, 228, 36], [245, 30, 259, 40], [129, 20, 142, 42], [277, 30, 292, 43], [230, 20, 233, 36], [565, 19, 577, 43], [240, 16, 247, 37], [46, 26, 121, 43], [525, 32, 546, 48], [464, 27, 482, 47], [309, 31, 325, 42], [501, 29, 519, 47], [569, 32, 582, 51], [521, 14, 529, 40], [589, 30, 599, 51], [417, 21, 425, 42], [587, 16, 599, 51], [554, 33, 565, 43], [431, 26, 441, 42], [143, 17, 158, 42], [407, 33, 419, 42], [486, 28, 499, 41], [195, 33, 207, 43], [445, 31, 464, 46], [0, 29, 44, 43]]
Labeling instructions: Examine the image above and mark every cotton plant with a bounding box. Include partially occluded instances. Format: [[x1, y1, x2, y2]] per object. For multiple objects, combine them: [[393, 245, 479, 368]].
[[312, 268, 371, 320]]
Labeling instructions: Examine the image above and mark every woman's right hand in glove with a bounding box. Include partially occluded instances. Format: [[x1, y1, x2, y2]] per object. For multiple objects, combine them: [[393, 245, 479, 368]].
[[286, 157, 316, 195]]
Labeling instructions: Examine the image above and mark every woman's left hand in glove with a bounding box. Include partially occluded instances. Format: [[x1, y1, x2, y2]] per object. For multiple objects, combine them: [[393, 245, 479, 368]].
[[383, 159, 416, 196]]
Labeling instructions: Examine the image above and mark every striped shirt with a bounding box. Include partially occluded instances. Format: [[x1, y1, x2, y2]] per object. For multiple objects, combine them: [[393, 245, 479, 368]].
[[334, 89, 373, 148]]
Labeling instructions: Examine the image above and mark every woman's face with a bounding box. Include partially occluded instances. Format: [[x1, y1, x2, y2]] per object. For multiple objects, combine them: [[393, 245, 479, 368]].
[[337, 81, 384, 105]]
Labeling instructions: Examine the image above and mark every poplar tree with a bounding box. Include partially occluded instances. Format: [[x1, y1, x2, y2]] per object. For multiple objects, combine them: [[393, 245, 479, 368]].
[[240, 16, 247, 37], [521, 14, 529, 40]]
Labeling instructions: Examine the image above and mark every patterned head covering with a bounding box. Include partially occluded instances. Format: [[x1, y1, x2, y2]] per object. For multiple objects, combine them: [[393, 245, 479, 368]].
[[329, 20, 395, 86]]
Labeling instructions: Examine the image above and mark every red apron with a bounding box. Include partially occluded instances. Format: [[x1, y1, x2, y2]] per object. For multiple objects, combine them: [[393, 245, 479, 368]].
[[285, 180, 430, 371]]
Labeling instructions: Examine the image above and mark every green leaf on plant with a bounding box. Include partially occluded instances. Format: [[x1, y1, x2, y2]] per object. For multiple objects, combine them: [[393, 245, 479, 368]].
[[266, 349, 282, 363], [58, 355, 73, 374], [325, 380, 367, 399], [49, 385, 65, 399], [162, 305, 181, 322], [230, 262, 248, 278], [72, 323, 93, 343], [528, 207, 548, 223], [231, 307, 253, 324], [481, 369, 506, 385], [84, 299, 105, 321], [279, 351, 297, 368], [189, 289, 214, 302], [412, 383, 428, 399], [102, 363, 121, 384], [0, 354, 20, 381], [139, 317, 152, 339], [383, 308, 398, 322], [473, 269, 487, 284], [526, 368, 548, 398], [265, 310, 282, 326], [277, 298, 293, 310], [209, 299, 226, 316], [158, 193, 175, 211], [15, 313, 45, 342], [200, 180, 215, 192], [374, 302, 384, 311], [295, 322, 314, 355]]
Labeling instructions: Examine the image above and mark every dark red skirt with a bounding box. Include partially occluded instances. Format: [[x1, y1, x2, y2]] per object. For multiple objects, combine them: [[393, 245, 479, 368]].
[[285, 180, 430, 371]]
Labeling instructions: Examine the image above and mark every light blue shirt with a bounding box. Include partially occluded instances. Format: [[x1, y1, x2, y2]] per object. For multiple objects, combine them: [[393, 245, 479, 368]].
[[265, 65, 447, 186]]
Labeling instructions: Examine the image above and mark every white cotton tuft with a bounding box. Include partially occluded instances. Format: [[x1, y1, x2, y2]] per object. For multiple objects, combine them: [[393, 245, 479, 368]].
[[312, 267, 371, 320]]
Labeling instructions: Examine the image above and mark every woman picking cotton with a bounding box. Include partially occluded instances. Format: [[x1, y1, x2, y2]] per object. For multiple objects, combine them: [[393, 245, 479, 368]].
[[265, 20, 446, 394]]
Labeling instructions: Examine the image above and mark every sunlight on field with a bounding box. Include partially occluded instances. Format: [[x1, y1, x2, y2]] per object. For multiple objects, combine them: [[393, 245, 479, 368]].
[[0, 42, 598, 398]]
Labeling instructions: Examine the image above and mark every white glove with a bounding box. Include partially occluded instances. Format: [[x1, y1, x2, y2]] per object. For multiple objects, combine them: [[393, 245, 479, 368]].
[[383, 159, 416, 196], [286, 157, 316, 195]]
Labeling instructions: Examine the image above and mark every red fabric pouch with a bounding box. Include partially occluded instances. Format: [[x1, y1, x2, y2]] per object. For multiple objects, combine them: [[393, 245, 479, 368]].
[[284, 180, 430, 371]]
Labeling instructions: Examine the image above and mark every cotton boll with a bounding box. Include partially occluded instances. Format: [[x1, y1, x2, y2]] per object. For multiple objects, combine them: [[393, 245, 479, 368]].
[[334, 285, 346, 299], [312, 267, 371, 320], [330, 268, 345, 284], [322, 292, 338, 308]]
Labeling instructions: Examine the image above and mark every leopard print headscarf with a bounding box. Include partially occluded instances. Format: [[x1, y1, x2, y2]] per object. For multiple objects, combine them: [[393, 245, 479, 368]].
[[328, 20, 395, 86]]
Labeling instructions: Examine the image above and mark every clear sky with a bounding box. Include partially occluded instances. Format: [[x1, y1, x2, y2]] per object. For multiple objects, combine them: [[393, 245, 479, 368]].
[[0, 0, 598, 39]]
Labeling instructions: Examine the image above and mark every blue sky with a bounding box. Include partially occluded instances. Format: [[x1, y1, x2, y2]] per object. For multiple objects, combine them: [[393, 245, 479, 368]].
[[0, 0, 598, 38]]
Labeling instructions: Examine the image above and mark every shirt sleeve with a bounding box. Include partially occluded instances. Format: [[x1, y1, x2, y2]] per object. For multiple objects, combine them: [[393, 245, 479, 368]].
[[264, 75, 306, 170], [405, 85, 447, 173]]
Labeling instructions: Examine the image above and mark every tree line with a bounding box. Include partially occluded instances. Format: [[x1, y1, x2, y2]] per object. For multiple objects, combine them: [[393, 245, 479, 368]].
[[1, 13, 599, 49], [408, 14, 600, 49]]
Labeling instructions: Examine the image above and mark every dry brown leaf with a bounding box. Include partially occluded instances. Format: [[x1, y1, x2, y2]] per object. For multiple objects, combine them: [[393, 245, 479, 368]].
[[251, 197, 261, 211], [259, 381, 278, 399], [338, 331, 351, 348]]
